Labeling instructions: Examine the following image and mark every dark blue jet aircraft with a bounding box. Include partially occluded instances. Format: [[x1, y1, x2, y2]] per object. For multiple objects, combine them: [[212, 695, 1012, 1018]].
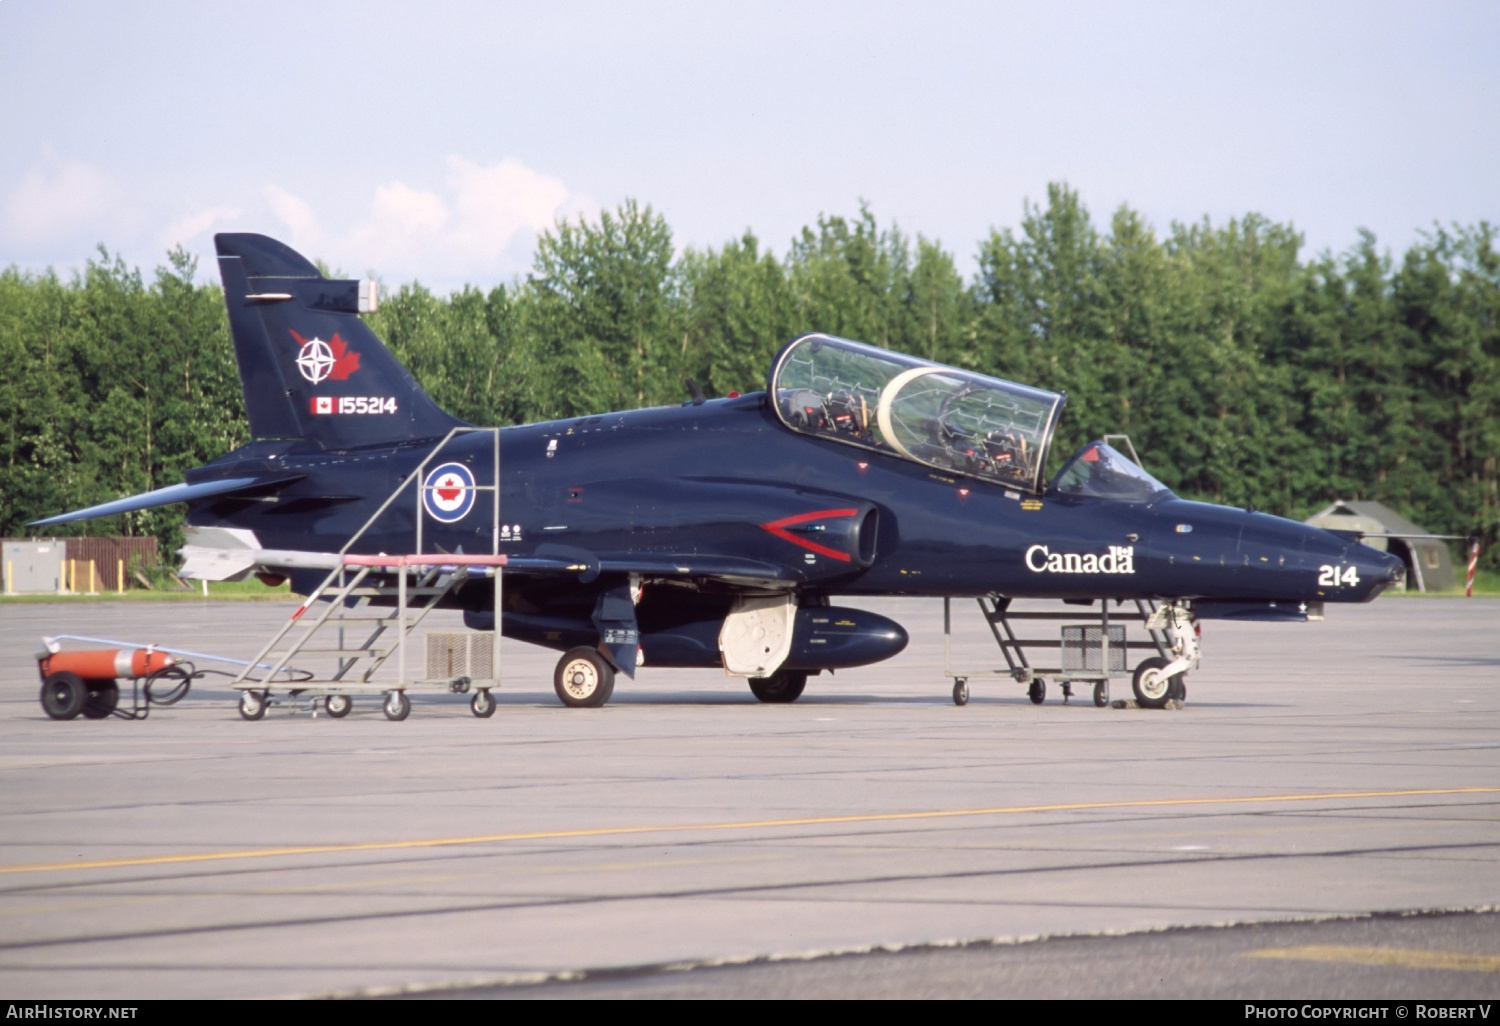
[[37, 233, 1405, 709]]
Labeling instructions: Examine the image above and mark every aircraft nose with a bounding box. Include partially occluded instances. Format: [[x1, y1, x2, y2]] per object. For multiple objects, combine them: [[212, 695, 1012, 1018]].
[[1350, 541, 1406, 597]]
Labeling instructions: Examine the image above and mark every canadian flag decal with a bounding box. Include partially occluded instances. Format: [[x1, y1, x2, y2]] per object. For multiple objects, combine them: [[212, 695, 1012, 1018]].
[[311, 396, 333, 414]]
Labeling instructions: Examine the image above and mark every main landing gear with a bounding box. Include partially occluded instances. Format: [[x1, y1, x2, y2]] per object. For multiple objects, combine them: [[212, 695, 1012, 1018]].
[[749, 670, 807, 704], [554, 647, 615, 707]]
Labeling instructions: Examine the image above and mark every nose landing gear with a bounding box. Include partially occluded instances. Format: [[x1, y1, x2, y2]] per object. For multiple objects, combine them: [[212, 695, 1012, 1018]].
[[1133, 603, 1199, 709]]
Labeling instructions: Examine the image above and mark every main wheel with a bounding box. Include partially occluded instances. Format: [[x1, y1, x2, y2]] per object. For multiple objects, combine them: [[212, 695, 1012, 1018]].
[[383, 690, 411, 721], [1028, 678, 1046, 705], [1132, 657, 1183, 710], [953, 679, 969, 706], [748, 670, 807, 703], [239, 690, 267, 721], [326, 694, 352, 718], [471, 689, 495, 718], [40, 672, 86, 720], [554, 648, 615, 707], [1093, 680, 1110, 708], [81, 680, 119, 719]]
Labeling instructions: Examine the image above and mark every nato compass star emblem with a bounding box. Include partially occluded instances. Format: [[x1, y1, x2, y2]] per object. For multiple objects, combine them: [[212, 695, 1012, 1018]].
[[295, 337, 335, 383], [290, 330, 360, 384]]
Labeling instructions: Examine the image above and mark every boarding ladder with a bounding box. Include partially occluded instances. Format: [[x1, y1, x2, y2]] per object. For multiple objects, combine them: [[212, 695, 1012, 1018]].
[[230, 427, 505, 720]]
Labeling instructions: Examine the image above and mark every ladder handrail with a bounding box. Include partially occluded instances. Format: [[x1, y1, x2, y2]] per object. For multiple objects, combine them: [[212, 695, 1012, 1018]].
[[233, 427, 504, 699]]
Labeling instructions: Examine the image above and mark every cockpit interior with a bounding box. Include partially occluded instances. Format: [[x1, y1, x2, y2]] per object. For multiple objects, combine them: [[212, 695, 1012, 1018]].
[[769, 334, 1066, 493]]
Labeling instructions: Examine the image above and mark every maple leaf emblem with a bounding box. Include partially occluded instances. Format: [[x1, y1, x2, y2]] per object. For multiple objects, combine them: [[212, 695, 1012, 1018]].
[[290, 329, 360, 383], [327, 334, 360, 380]]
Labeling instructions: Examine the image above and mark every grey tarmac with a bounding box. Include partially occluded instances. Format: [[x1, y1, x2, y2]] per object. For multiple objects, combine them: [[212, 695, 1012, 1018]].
[[0, 595, 1496, 999]]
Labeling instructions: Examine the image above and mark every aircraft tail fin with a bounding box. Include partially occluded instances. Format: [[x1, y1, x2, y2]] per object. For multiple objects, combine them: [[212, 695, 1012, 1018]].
[[214, 233, 464, 448]]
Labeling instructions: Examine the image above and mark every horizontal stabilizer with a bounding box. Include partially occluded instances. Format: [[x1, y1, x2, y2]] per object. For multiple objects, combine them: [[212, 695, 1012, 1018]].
[[29, 475, 302, 527]]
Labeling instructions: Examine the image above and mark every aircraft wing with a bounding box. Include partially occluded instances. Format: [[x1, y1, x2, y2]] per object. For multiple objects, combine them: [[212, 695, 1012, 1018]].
[[508, 550, 795, 588], [29, 474, 304, 527], [179, 535, 793, 590]]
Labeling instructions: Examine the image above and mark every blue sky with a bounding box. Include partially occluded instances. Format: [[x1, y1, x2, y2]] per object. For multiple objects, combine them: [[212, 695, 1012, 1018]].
[[2, 0, 1496, 292]]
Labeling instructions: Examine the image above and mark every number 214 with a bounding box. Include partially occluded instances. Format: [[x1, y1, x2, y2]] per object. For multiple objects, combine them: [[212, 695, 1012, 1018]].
[[1318, 565, 1360, 587]]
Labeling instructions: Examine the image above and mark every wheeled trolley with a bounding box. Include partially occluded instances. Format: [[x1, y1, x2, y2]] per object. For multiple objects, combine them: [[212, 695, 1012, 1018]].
[[942, 595, 1196, 709]]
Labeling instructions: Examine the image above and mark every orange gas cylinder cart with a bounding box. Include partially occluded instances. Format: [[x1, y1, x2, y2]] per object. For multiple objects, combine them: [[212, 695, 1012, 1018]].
[[37, 644, 190, 720]]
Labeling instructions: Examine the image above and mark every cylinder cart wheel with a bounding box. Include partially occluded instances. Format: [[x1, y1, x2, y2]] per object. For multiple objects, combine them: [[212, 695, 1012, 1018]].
[[1028, 678, 1046, 705], [239, 690, 267, 721], [1093, 680, 1110, 708], [40, 672, 87, 720], [952, 679, 969, 706], [554, 648, 616, 708], [383, 690, 411, 721], [326, 694, 352, 718], [471, 689, 496, 718], [81, 680, 119, 719]]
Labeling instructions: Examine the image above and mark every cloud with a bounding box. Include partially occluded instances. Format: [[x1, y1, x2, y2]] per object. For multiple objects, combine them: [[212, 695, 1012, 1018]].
[[264, 156, 591, 288], [2, 147, 125, 246], [264, 184, 323, 249], [158, 205, 241, 250]]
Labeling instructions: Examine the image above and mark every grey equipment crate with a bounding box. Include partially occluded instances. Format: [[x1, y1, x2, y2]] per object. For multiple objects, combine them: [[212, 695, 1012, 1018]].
[[425, 631, 495, 682], [1061, 625, 1126, 674]]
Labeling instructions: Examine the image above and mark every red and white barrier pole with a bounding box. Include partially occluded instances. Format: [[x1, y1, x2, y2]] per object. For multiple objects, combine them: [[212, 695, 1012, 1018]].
[[1466, 538, 1479, 597]]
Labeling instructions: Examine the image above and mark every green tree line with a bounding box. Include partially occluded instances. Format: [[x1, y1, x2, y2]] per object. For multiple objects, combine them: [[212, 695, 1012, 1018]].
[[2, 185, 1496, 567]]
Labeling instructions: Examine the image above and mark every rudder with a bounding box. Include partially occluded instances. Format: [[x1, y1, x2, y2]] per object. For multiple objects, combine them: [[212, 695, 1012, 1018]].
[[215, 233, 463, 448]]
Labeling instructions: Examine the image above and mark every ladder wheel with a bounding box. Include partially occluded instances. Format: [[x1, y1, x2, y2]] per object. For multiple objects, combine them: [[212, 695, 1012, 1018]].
[[1028, 679, 1046, 705], [471, 689, 495, 718], [952, 679, 969, 706], [326, 694, 352, 718], [383, 690, 410, 721], [1093, 680, 1110, 707], [239, 690, 267, 721]]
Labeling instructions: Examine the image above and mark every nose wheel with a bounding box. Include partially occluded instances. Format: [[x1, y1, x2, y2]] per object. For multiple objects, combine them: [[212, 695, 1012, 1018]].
[[1132, 657, 1186, 709]]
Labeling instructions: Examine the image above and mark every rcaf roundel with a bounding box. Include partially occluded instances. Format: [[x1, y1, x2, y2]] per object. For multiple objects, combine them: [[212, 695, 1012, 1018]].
[[422, 462, 476, 523]]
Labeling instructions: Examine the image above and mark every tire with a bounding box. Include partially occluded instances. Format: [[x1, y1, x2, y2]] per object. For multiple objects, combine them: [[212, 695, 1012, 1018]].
[[471, 689, 495, 718], [82, 680, 119, 719], [1133, 657, 1183, 710], [748, 670, 807, 703], [952, 679, 969, 706], [239, 690, 267, 721], [41, 672, 86, 720], [554, 647, 615, 708], [1028, 678, 1046, 705], [326, 694, 352, 718], [384, 690, 411, 721], [1168, 676, 1187, 702], [1093, 680, 1110, 708]]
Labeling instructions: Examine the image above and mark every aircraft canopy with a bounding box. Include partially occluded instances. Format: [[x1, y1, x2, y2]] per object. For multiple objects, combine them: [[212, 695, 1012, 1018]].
[[769, 334, 1066, 493], [1049, 441, 1172, 503]]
